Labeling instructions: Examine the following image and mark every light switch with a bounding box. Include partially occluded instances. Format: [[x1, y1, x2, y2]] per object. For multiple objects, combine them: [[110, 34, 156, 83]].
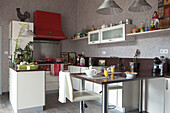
[[4, 51, 8, 55]]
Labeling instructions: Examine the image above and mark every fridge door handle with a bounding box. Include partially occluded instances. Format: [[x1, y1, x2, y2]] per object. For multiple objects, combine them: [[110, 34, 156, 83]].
[[166, 80, 168, 90]]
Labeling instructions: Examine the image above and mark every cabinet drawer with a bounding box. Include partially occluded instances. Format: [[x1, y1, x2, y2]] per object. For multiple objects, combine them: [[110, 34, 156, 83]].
[[46, 74, 59, 82], [46, 82, 59, 91]]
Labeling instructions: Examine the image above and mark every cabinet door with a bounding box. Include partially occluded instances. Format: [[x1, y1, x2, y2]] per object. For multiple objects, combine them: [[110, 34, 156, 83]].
[[72, 77, 80, 90], [88, 30, 101, 44], [85, 81, 93, 91], [165, 78, 170, 113], [70, 66, 81, 73], [94, 83, 118, 105], [101, 24, 125, 43], [146, 78, 165, 113]]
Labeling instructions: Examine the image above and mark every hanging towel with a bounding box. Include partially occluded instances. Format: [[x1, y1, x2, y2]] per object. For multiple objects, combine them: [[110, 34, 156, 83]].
[[58, 71, 67, 103], [58, 71, 71, 103]]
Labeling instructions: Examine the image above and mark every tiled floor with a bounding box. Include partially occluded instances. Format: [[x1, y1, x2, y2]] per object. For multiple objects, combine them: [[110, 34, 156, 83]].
[[0, 93, 144, 113]]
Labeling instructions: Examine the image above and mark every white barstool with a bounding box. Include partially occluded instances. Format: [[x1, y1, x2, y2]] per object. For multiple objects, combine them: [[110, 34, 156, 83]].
[[64, 72, 102, 113]]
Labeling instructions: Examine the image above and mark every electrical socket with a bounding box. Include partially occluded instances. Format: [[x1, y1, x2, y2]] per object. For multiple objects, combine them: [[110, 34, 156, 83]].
[[160, 49, 168, 54], [164, 49, 168, 54], [102, 51, 106, 55]]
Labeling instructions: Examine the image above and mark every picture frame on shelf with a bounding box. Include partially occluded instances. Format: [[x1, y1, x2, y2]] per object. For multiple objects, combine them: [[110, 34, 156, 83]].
[[164, 7, 170, 18], [158, 7, 164, 18], [159, 0, 164, 7], [98, 59, 106, 66], [164, 0, 170, 5], [61, 52, 69, 63], [68, 52, 76, 64]]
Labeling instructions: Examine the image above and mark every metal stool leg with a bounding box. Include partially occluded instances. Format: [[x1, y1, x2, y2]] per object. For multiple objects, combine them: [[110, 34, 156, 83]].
[[139, 80, 143, 113], [102, 84, 108, 113], [80, 101, 85, 113]]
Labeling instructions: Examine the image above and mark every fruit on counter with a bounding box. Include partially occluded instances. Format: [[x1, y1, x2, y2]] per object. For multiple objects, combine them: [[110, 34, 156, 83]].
[[125, 72, 136, 74]]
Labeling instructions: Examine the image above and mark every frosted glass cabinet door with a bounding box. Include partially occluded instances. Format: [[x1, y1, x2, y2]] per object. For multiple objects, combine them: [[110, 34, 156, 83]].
[[101, 24, 125, 43], [88, 30, 100, 44]]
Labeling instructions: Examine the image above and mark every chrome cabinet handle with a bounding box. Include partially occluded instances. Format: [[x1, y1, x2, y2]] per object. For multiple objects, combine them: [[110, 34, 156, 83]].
[[166, 80, 168, 90], [109, 39, 112, 41], [92, 42, 94, 43]]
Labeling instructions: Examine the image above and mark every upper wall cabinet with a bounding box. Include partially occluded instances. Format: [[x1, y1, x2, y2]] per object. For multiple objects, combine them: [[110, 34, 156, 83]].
[[88, 24, 135, 45], [88, 30, 100, 44], [34, 10, 67, 40]]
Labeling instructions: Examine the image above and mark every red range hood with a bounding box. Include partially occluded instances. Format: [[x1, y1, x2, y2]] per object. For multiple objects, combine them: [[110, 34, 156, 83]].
[[34, 10, 67, 40]]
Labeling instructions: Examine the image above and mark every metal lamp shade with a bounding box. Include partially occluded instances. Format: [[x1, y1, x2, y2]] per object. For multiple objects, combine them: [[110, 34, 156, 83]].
[[128, 0, 152, 12], [20, 29, 36, 37], [20, 24, 36, 37], [96, 0, 123, 15]]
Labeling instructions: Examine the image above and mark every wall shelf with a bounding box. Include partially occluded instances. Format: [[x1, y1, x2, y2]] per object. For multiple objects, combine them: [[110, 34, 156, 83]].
[[72, 36, 88, 40], [126, 28, 170, 36]]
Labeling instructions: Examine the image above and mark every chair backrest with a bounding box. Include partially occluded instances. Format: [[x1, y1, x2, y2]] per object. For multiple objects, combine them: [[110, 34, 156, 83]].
[[65, 72, 74, 102]]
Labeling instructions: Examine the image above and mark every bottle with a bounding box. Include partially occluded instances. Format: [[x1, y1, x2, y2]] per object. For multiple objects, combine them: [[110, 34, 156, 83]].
[[80, 56, 85, 66], [140, 22, 145, 32], [76, 56, 80, 66], [89, 57, 92, 66], [150, 20, 155, 29], [145, 19, 149, 32]]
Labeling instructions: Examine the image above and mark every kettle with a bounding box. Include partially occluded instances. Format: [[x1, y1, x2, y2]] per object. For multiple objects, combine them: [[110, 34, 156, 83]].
[[85, 66, 97, 77]]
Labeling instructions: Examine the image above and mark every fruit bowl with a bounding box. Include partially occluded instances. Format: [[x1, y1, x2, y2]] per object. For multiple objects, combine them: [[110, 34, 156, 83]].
[[125, 72, 137, 79]]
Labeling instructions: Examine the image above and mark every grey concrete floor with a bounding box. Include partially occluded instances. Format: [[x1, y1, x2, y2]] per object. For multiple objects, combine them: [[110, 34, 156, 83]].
[[0, 93, 145, 113]]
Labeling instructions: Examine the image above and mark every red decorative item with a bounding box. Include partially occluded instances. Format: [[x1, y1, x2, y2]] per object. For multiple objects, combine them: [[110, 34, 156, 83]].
[[150, 28, 160, 31], [45, 58, 53, 62], [34, 10, 67, 40], [164, 8, 170, 18], [54, 64, 61, 76], [55, 58, 62, 62], [70, 59, 73, 64], [152, 11, 159, 19]]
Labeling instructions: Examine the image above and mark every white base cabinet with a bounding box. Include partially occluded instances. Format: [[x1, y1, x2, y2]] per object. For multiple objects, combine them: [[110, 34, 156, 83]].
[[165, 78, 170, 113], [145, 78, 165, 113], [9, 68, 45, 113], [93, 81, 139, 112]]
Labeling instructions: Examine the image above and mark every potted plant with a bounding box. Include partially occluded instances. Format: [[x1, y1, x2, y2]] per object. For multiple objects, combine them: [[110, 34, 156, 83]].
[[129, 49, 141, 72]]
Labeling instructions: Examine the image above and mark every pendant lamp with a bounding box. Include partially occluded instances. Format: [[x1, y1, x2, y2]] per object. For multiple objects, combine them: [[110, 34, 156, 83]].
[[96, 0, 123, 15], [20, 24, 36, 37], [128, 0, 152, 12]]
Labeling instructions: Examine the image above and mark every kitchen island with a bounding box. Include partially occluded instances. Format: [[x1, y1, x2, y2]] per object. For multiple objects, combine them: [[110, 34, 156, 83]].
[[9, 68, 45, 113]]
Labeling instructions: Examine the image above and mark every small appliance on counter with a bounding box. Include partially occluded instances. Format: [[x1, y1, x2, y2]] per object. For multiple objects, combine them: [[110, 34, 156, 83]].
[[152, 56, 166, 76]]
